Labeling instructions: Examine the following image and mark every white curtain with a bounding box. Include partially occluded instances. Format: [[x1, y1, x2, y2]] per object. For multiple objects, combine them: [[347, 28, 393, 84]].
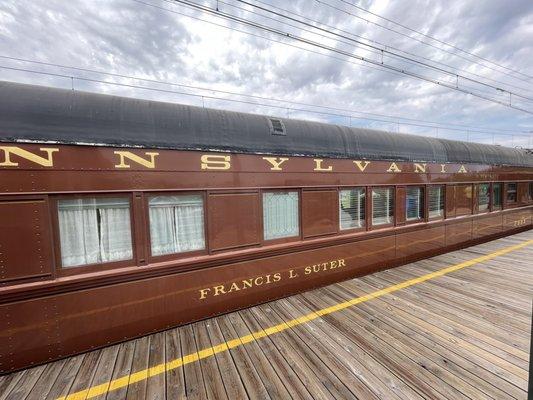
[[372, 188, 394, 226], [99, 207, 133, 262], [263, 192, 299, 240], [58, 198, 132, 268], [149, 195, 205, 256]]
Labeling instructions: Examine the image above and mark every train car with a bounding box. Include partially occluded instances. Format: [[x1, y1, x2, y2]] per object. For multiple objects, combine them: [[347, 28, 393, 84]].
[[0, 81, 532, 373]]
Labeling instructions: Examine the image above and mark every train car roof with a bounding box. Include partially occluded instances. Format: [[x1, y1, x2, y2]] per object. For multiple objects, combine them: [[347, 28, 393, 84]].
[[0, 80, 531, 167]]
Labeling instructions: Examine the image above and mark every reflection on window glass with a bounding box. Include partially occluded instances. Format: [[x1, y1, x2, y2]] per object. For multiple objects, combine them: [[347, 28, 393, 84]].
[[58, 198, 132, 268], [149, 195, 205, 256], [478, 183, 490, 211], [493, 183, 502, 209], [406, 187, 424, 221], [339, 188, 365, 230], [428, 186, 444, 218], [507, 183, 517, 203], [263, 191, 299, 240], [372, 187, 394, 226]]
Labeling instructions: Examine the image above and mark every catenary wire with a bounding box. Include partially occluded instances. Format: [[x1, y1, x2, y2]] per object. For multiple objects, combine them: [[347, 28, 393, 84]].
[[335, 0, 533, 81]]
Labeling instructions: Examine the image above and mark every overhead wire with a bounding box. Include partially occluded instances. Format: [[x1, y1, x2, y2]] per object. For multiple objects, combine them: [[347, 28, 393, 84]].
[[229, 0, 531, 95], [313, 0, 533, 85], [231, 0, 533, 103], [335, 0, 533, 81], [154, 0, 533, 113]]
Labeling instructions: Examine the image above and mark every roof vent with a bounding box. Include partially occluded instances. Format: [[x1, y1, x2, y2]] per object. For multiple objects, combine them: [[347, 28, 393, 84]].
[[268, 118, 286, 136]]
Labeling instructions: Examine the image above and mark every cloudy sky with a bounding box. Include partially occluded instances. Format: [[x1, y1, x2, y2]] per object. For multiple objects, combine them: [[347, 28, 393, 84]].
[[1, 0, 532, 147]]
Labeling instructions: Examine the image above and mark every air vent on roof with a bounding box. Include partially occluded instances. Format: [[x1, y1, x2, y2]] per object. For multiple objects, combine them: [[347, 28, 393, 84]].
[[268, 118, 286, 136]]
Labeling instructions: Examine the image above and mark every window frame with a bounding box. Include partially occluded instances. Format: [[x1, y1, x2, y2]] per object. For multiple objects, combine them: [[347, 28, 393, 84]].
[[476, 183, 491, 214], [427, 185, 445, 221], [404, 185, 425, 224], [52, 192, 136, 276], [338, 186, 367, 233], [369, 186, 395, 230], [260, 188, 302, 245], [145, 190, 209, 263]]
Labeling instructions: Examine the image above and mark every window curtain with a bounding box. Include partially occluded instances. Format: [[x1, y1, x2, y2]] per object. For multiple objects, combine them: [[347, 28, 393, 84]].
[[149, 195, 205, 256], [263, 192, 299, 240], [58, 198, 132, 268]]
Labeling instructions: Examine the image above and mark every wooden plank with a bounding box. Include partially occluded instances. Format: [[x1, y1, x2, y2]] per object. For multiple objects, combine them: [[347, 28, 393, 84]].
[[65, 350, 102, 399], [346, 277, 529, 391], [215, 316, 271, 400], [244, 306, 345, 400], [145, 334, 166, 400], [24, 360, 66, 400], [45, 354, 86, 400], [125, 336, 150, 399], [273, 298, 417, 400], [180, 324, 208, 400], [300, 289, 471, 400], [204, 319, 248, 400], [164, 329, 186, 400], [1, 365, 45, 399], [221, 312, 290, 399], [106, 340, 136, 400], [330, 280, 526, 399], [194, 322, 228, 400], [0, 371, 24, 400]]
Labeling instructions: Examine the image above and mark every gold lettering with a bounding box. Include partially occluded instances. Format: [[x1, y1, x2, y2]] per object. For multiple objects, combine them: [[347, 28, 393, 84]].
[[289, 269, 298, 279], [386, 162, 402, 173], [228, 282, 241, 293], [199, 288, 211, 300], [201, 154, 231, 170], [262, 157, 289, 171], [339, 259, 346, 267], [114, 151, 159, 169], [330, 260, 338, 269], [440, 164, 446, 173], [304, 266, 312, 275], [242, 278, 253, 289], [313, 159, 333, 172], [414, 163, 427, 173], [273, 273, 282, 282], [0, 146, 59, 167], [213, 285, 226, 296], [353, 160, 371, 172], [254, 276, 264, 286], [458, 165, 467, 173]]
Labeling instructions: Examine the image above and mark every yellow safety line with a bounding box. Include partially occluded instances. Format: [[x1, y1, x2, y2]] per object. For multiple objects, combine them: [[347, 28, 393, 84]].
[[57, 238, 533, 400]]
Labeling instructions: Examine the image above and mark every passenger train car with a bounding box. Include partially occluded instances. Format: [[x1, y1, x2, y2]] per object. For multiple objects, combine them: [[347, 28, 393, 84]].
[[0, 81, 531, 373]]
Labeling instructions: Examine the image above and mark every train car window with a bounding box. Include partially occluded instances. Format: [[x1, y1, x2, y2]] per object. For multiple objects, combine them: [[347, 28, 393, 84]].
[[58, 198, 132, 268], [339, 188, 365, 230], [528, 182, 533, 202], [428, 186, 445, 218], [372, 187, 394, 226], [148, 195, 205, 256], [492, 183, 502, 209], [507, 183, 517, 203], [263, 191, 299, 240], [478, 183, 490, 211], [406, 187, 424, 221]]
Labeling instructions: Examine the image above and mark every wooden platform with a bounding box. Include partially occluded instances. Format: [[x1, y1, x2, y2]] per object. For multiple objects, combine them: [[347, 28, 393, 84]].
[[1, 230, 532, 400]]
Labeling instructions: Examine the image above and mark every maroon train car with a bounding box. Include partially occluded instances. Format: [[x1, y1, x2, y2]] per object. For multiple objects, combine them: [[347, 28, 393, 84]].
[[0, 81, 532, 373]]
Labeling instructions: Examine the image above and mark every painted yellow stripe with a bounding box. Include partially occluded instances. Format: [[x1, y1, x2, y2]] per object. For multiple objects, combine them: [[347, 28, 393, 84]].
[[57, 238, 533, 400]]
